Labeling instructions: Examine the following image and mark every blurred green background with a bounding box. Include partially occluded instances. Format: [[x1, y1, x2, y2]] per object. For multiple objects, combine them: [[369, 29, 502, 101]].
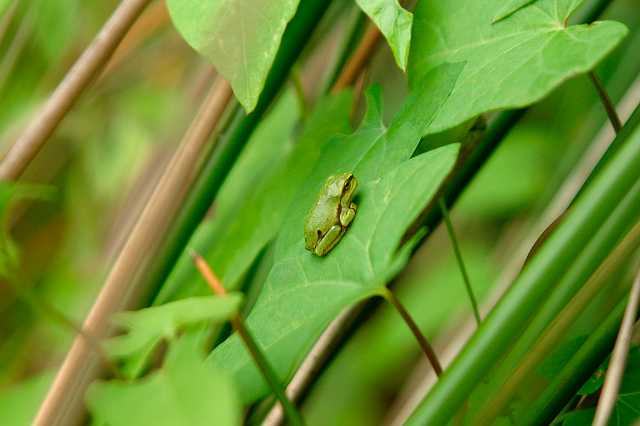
[[0, 0, 639, 424]]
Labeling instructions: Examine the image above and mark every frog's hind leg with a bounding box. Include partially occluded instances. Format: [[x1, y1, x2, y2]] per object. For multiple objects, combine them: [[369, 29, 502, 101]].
[[315, 224, 344, 256], [340, 202, 357, 227]]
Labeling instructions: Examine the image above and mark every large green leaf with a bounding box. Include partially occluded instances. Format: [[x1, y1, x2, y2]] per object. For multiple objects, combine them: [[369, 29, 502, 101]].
[[166, 0, 300, 111], [209, 62, 463, 404], [156, 92, 351, 304], [408, 0, 628, 134], [88, 333, 239, 426], [355, 0, 412, 70]]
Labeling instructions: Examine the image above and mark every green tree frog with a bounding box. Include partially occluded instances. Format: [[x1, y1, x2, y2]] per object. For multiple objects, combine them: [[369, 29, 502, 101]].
[[304, 173, 358, 256]]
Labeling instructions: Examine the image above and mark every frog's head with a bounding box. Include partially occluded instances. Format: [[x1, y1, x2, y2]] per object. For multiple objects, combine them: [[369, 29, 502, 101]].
[[336, 172, 357, 201]]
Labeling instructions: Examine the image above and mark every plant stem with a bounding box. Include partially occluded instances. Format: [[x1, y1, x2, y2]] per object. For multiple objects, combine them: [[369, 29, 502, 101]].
[[522, 299, 627, 426], [34, 78, 233, 426], [474, 220, 640, 424], [593, 267, 640, 426], [406, 92, 640, 426], [0, 0, 151, 181], [331, 22, 381, 93], [589, 71, 623, 133], [382, 288, 443, 376], [439, 199, 481, 326], [191, 251, 305, 426]]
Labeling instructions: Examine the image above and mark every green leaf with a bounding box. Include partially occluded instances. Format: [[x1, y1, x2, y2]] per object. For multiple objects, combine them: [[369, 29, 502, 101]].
[[88, 333, 239, 426], [105, 295, 242, 360], [492, 0, 539, 23], [560, 346, 640, 425], [0, 373, 54, 426], [166, 0, 301, 111], [209, 66, 462, 404], [355, 0, 412, 70], [408, 0, 628, 134], [156, 91, 351, 304]]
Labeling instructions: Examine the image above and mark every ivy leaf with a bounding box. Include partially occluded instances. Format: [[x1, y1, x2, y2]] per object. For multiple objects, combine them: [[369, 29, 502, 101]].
[[355, 0, 412, 70], [88, 333, 239, 426], [209, 62, 463, 404], [560, 346, 640, 425], [409, 0, 628, 135], [492, 0, 539, 23], [166, 0, 300, 111], [105, 295, 242, 360], [157, 92, 352, 304]]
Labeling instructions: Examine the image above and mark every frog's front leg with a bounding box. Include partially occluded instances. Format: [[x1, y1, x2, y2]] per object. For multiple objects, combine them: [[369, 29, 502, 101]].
[[315, 224, 343, 256], [340, 202, 357, 227]]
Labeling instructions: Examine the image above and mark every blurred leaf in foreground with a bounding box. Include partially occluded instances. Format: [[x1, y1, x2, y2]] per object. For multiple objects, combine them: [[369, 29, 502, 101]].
[[88, 332, 239, 426]]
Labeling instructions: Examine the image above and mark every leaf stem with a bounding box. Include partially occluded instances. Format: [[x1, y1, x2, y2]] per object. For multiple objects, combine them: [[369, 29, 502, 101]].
[[439, 199, 481, 326], [191, 251, 305, 426], [382, 288, 443, 376], [589, 71, 622, 133]]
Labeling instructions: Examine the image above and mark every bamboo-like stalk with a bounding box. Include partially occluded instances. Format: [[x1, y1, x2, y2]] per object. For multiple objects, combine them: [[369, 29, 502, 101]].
[[0, 0, 152, 181], [35, 1, 335, 423], [475, 221, 640, 424], [33, 78, 233, 426], [406, 95, 640, 426]]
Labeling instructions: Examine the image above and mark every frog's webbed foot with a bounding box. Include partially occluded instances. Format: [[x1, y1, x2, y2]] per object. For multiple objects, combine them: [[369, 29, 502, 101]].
[[340, 202, 357, 227], [315, 225, 343, 256]]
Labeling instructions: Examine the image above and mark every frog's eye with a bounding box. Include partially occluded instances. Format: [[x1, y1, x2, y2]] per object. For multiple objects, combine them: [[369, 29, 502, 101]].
[[344, 177, 353, 191]]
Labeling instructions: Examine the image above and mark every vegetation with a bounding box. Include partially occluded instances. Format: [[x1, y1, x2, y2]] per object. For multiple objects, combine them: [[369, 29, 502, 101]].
[[1, 0, 639, 424]]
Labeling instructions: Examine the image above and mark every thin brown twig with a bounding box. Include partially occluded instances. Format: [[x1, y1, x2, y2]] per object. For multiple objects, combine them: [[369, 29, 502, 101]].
[[589, 71, 623, 133], [593, 268, 640, 426], [190, 250, 305, 426], [383, 288, 443, 375], [33, 78, 233, 426], [0, 0, 152, 181], [330, 22, 381, 93]]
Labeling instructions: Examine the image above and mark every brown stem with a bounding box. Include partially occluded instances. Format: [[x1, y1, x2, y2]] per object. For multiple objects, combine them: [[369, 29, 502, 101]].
[[331, 23, 381, 93], [593, 270, 640, 426], [190, 251, 305, 426], [383, 288, 443, 376], [589, 71, 623, 133], [0, 0, 152, 181], [33, 78, 233, 426]]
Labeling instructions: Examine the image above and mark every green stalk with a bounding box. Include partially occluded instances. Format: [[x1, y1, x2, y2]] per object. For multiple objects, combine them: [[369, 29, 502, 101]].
[[476, 221, 640, 424], [406, 101, 640, 425], [233, 315, 305, 426], [136, 0, 333, 309], [522, 299, 627, 426], [479, 174, 640, 410], [439, 199, 481, 325]]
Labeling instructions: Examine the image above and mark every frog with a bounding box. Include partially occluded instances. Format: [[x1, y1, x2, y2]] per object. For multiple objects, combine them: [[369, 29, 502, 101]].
[[304, 172, 358, 256]]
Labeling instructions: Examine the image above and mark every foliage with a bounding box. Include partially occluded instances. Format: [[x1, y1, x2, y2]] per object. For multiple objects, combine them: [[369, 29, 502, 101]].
[[355, 0, 412, 70], [1, 0, 638, 424], [104, 295, 242, 360], [88, 332, 239, 426], [166, 0, 301, 112]]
